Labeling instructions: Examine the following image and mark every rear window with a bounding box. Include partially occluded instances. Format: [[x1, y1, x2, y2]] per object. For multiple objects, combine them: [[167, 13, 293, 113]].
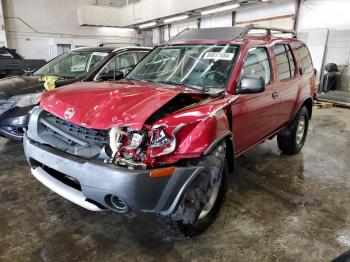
[[273, 44, 296, 81], [296, 45, 313, 74]]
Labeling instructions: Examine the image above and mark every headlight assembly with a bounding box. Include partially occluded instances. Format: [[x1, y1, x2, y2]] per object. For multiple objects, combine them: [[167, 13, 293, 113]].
[[150, 124, 185, 157], [150, 127, 171, 148], [12, 92, 41, 107], [127, 131, 147, 149]]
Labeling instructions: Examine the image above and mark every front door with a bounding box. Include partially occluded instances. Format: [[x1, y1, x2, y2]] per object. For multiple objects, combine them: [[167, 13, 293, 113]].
[[231, 46, 280, 155]]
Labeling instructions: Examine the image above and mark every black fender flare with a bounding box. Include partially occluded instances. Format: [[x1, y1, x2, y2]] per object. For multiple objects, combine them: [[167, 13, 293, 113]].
[[203, 130, 235, 172]]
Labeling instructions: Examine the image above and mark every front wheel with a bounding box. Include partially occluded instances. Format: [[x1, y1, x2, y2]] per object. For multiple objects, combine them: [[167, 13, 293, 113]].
[[277, 106, 309, 155], [159, 141, 228, 238]]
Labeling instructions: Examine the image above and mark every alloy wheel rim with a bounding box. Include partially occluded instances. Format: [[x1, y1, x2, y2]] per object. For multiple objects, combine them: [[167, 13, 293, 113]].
[[296, 116, 306, 145], [198, 173, 222, 220]]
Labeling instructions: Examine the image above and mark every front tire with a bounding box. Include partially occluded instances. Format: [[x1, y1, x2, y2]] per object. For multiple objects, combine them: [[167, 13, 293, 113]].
[[277, 106, 309, 154], [160, 141, 228, 238]]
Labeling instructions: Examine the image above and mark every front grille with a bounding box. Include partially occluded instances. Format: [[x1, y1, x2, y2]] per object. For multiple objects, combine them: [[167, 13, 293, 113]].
[[42, 111, 108, 146]]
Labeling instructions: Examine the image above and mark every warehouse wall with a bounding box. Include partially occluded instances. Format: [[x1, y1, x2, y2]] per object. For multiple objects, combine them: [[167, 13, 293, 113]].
[[3, 0, 142, 60], [117, 0, 231, 27], [236, 0, 295, 28], [298, 0, 350, 91]]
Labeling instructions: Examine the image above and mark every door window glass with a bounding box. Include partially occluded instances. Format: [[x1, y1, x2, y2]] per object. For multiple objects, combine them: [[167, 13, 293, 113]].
[[137, 51, 148, 60], [286, 45, 296, 77], [273, 44, 296, 80], [296, 45, 313, 74], [240, 47, 271, 84], [101, 52, 138, 75]]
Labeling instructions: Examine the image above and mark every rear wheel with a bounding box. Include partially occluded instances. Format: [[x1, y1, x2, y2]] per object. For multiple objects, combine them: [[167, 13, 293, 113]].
[[159, 141, 228, 238], [277, 106, 309, 154]]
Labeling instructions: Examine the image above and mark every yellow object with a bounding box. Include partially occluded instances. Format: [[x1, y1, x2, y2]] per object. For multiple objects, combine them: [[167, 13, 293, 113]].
[[38, 76, 59, 91]]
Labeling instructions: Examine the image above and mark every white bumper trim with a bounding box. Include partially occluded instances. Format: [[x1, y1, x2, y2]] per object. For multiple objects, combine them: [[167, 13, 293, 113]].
[[31, 167, 103, 212]]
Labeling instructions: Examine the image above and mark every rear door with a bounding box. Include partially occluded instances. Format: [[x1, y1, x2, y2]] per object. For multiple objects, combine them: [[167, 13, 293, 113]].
[[231, 46, 280, 154], [272, 43, 300, 126], [294, 44, 315, 96]]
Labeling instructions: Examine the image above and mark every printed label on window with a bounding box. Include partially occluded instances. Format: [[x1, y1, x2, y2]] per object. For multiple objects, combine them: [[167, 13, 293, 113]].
[[203, 52, 234, 60]]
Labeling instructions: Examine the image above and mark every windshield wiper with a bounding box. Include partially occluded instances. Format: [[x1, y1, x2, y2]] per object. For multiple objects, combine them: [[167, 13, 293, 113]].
[[158, 80, 208, 92]]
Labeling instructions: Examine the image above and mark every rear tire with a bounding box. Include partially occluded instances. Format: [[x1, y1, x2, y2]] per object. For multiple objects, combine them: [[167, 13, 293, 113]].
[[277, 106, 309, 155], [159, 141, 228, 238]]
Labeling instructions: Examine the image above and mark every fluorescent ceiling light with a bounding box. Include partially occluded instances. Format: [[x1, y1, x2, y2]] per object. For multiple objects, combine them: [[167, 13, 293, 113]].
[[201, 3, 240, 16], [164, 15, 189, 24], [139, 22, 157, 29]]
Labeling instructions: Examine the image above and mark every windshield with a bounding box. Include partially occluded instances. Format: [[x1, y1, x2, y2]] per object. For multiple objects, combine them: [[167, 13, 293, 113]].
[[34, 51, 109, 78], [127, 44, 239, 91]]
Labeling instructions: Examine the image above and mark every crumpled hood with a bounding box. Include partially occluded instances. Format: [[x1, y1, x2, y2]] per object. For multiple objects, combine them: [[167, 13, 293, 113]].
[[40, 80, 202, 130]]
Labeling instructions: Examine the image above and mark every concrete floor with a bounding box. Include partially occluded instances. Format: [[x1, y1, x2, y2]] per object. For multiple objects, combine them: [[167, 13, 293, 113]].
[[0, 106, 350, 262]]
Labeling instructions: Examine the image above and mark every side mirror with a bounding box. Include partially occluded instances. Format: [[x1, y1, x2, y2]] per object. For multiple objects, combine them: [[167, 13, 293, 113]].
[[98, 70, 124, 81], [237, 76, 265, 95]]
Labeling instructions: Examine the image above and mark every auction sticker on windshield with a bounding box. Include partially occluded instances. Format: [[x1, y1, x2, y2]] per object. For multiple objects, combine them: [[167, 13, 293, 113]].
[[203, 52, 234, 60]]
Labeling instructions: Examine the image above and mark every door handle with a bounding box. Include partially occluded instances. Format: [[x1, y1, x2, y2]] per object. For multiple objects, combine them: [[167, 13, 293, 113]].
[[272, 92, 279, 99]]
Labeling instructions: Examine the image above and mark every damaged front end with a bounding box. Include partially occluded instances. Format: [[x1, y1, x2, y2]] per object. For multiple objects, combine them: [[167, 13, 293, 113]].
[[24, 85, 238, 214], [27, 91, 238, 170]]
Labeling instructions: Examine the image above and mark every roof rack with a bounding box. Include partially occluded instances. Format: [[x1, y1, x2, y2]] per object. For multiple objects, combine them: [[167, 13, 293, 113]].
[[238, 24, 296, 39], [169, 24, 296, 42]]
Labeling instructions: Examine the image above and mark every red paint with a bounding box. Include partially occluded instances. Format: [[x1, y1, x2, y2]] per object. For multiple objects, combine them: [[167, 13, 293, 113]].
[[40, 80, 201, 130], [39, 35, 315, 167]]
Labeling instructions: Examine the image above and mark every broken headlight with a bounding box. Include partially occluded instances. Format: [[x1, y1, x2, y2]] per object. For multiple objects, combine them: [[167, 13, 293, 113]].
[[150, 127, 171, 148], [126, 131, 147, 149], [150, 124, 185, 157], [12, 92, 41, 107]]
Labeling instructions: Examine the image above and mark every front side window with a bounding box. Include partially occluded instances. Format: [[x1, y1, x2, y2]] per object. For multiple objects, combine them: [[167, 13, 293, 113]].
[[273, 44, 296, 80], [34, 51, 108, 78], [240, 47, 271, 84], [127, 44, 239, 92]]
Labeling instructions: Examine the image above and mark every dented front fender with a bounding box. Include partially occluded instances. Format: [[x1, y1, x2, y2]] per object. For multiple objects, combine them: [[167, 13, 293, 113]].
[[150, 95, 239, 163]]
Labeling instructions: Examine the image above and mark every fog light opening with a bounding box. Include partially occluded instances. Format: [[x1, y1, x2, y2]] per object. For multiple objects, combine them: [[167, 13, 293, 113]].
[[108, 195, 129, 213]]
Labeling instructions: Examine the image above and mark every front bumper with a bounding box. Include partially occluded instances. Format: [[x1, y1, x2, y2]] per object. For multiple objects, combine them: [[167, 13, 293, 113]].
[[23, 133, 202, 214], [0, 106, 32, 140]]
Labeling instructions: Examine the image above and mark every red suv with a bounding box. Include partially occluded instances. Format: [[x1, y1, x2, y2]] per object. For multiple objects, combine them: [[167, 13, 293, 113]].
[[24, 25, 315, 237]]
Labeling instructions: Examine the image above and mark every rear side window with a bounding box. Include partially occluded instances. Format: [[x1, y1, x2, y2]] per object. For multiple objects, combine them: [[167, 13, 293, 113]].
[[240, 47, 271, 84], [273, 44, 296, 80], [296, 45, 313, 74]]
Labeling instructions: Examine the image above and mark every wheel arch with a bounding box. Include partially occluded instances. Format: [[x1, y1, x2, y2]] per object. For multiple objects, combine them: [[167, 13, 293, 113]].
[[303, 97, 313, 119], [203, 131, 235, 172], [291, 97, 313, 124]]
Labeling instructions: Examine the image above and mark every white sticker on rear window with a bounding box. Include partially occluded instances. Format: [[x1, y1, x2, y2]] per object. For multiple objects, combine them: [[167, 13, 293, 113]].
[[203, 52, 234, 60]]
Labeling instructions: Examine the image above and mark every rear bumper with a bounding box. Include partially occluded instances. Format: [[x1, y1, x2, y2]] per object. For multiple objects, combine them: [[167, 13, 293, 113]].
[[0, 106, 32, 140], [23, 133, 202, 214]]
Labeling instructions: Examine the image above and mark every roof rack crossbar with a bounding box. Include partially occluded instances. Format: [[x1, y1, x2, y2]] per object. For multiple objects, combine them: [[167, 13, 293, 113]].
[[236, 24, 296, 39]]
